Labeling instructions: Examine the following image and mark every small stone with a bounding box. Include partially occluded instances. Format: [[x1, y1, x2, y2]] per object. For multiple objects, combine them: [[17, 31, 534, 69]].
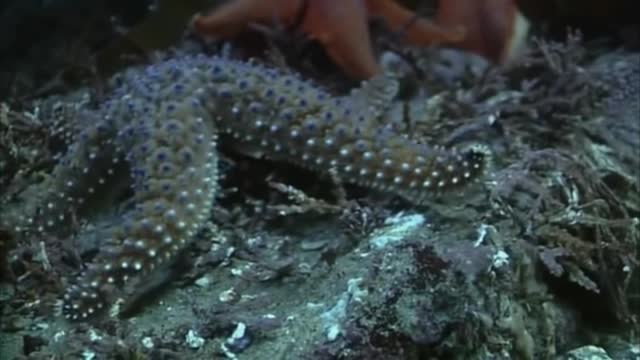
[[218, 287, 239, 303], [369, 213, 425, 249], [563, 345, 612, 360], [185, 329, 205, 349], [141, 336, 155, 349], [225, 322, 251, 353], [300, 239, 328, 251], [326, 324, 341, 341], [194, 275, 211, 287]]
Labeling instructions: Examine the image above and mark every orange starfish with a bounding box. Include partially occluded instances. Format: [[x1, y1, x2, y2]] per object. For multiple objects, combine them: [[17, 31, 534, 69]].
[[191, 0, 466, 79], [436, 0, 527, 63], [191, 0, 525, 79]]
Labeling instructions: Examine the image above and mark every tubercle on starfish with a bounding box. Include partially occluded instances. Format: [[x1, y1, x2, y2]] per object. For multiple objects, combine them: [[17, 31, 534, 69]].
[[191, 0, 527, 79], [4, 55, 490, 321]]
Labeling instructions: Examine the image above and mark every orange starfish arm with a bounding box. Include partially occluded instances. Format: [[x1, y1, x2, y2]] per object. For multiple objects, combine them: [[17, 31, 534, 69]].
[[300, 0, 381, 78], [366, 0, 466, 46], [190, 0, 521, 79], [435, 0, 523, 62], [191, 0, 381, 79], [369, 0, 527, 63], [192, 0, 301, 38]]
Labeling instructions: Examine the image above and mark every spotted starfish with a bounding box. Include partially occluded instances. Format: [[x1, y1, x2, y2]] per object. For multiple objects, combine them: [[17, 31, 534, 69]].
[[6, 54, 490, 321], [191, 0, 526, 78]]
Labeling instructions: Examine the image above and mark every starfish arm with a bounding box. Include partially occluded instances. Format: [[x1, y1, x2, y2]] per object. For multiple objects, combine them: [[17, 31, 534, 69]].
[[191, 0, 381, 78], [302, 0, 381, 78], [366, 0, 466, 46], [192, 0, 301, 38], [435, 0, 521, 62]]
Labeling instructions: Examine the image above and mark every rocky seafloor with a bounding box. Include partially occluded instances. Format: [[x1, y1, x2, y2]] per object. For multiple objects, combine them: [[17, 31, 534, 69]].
[[0, 1, 639, 359]]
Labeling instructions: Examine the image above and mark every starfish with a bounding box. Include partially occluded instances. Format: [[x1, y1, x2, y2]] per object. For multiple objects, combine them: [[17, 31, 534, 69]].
[[436, 0, 528, 62], [191, 0, 466, 79], [191, 0, 528, 78], [6, 54, 490, 321]]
